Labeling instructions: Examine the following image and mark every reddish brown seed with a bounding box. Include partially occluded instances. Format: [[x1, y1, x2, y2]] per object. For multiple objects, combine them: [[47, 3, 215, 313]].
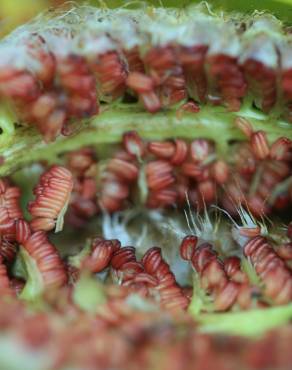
[[250, 131, 270, 160], [179, 235, 198, 261], [122, 131, 144, 158]]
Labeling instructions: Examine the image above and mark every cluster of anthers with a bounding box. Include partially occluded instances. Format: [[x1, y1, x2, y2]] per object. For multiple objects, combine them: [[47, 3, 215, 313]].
[[0, 158, 290, 314], [0, 4, 291, 370], [62, 124, 291, 221], [1, 6, 292, 140]]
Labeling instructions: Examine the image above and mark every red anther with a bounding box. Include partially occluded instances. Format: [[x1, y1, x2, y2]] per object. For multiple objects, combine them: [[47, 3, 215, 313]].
[[224, 256, 248, 283], [273, 193, 291, 210], [179, 101, 200, 114], [143, 46, 186, 107], [119, 261, 144, 278], [153, 187, 177, 203], [124, 47, 145, 73], [170, 139, 188, 166], [23, 231, 67, 289], [0, 256, 12, 295], [90, 51, 127, 101], [30, 93, 57, 121], [142, 247, 162, 275], [57, 54, 98, 118], [142, 246, 188, 310], [247, 195, 270, 217], [140, 90, 161, 113], [234, 116, 254, 138], [263, 268, 292, 305], [178, 45, 208, 102], [211, 160, 229, 184], [15, 220, 31, 244], [122, 131, 145, 158], [179, 235, 198, 261], [148, 141, 176, 159], [111, 247, 137, 270], [101, 178, 129, 200], [201, 259, 227, 290], [37, 108, 67, 143], [98, 194, 124, 213], [214, 281, 239, 311], [243, 59, 277, 113], [190, 139, 213, 163], [244, 236, 292, 304], [126, 72, 154, 92], [238, 226, 261, 238], [67, 148, 96, 174], [107, 158, 139, 182], [0, 237, 17, 263], [275, 243, 292, 260], [0, 68, 40, 101], [270, 137, 292, 161], [191, 243, 216, 272], [29, 166, 73, 232], [250, 131, 270, 160], [236, 283, 255, 309], [146, 160, 175, 191], [244, 236, 268, 257], [130, 272, 158, 287], [263, 160, 290, 180], [83, 239, 120, 273], [208, 54, 246, 112], [180, 162, 203, 179], [235, 143, 257, 175], [197, 180, 216, 203]]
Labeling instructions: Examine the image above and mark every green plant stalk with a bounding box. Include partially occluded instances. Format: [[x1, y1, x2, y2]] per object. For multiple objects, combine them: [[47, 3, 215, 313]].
[[196, 304, 292, 337], [0, 104, 291, 177]]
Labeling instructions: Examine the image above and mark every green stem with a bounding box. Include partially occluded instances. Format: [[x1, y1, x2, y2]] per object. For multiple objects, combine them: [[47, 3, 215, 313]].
[[196, 304, 292, 337], [0, 104, 291, 177]]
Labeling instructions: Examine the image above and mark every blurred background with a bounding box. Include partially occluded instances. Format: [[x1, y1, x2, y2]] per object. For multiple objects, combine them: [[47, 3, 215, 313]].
[[0, 0, 292, 37]]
